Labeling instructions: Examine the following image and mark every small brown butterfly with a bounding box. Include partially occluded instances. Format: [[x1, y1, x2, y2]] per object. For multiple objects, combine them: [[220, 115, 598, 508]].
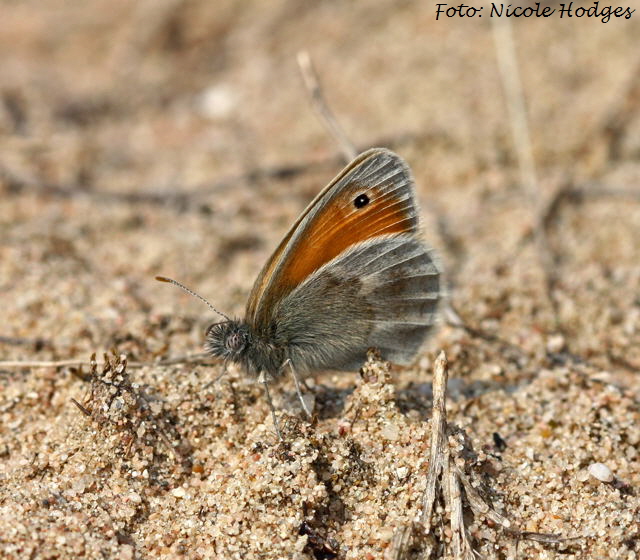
[[158, 148, 440, 436]]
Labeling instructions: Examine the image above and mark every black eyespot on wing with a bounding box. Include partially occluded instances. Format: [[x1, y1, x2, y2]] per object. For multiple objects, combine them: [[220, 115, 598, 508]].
[[353, 193, 370, 208]]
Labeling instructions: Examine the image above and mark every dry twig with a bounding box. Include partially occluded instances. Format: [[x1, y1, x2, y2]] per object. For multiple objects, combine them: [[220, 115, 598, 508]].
[[420, 352, 449, 531], [0, 352, 215, 370], [297, 50, 357, 162], [419, 351, 479, 559], [491, 18, 562, 331], [389, 351, 570, 558]]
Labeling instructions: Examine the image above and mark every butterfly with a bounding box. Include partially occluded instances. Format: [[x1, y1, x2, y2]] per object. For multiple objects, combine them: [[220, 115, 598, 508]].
[[158, 148, 440, 437]]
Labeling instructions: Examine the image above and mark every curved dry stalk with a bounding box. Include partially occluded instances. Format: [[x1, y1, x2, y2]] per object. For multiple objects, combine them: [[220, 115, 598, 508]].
[[297, 50, 357, 162]]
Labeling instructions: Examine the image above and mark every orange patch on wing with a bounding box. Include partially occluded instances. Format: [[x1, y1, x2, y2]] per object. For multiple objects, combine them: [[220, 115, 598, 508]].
[[244, 219, 299, 325], [277, 183, 416, 293]]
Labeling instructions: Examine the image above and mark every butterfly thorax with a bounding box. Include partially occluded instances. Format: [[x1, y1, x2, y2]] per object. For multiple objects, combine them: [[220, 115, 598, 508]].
[[205, 320, 285, 377]]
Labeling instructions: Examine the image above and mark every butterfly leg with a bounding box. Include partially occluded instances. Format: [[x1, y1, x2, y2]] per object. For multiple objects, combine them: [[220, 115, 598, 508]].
[[203, 359, 229, 390], [282, 358, 312, 419], [258, 371, 283, 440]]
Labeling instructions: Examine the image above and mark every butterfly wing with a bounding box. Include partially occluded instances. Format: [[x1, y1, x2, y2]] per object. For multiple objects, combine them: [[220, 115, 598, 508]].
[[247, 148, 422, 331], [272, 234, 440, 372]]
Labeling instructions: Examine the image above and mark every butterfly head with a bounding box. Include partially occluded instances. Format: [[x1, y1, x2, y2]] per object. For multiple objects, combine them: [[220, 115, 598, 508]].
[[205, 320, 251, 361], [154, 276, 249, 360]]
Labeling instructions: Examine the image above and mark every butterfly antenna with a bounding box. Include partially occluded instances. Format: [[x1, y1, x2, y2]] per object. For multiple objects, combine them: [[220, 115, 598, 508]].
[[155, 276, 231, 322]]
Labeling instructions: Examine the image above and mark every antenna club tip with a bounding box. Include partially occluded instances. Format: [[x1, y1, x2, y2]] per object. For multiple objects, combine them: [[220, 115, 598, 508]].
[[155, 276, 171, 283]]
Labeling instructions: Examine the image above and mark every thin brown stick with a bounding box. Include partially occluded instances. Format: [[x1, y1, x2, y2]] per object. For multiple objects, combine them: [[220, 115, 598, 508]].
[[0, 359, 90, 369], [491, 18, 538, 204], [70, 398, 91, 416], [457, 465, 511, 528], [389, 353, 451, 560], [420, 350, 478, 557], [420, 351, 448, 528], [447, 465, 474, 560], [580, 57, 640, 164], [0, 336, 50, 347], [0, 352, 215, 370], [297, 50, 357, 161], [384, 524, 413, 560], [491, 18, 561, 329]]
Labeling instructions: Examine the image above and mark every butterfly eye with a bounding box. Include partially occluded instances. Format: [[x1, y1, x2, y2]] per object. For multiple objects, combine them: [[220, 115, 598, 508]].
[[353, 193, 370, 209]]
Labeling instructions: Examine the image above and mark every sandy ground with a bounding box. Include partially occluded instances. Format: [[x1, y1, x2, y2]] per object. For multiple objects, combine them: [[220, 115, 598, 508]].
[[1, 2, 639, 558]]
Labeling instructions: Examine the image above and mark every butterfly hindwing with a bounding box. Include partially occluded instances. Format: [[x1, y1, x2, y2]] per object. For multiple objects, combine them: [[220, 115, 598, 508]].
[[273, 235, 440, 372]]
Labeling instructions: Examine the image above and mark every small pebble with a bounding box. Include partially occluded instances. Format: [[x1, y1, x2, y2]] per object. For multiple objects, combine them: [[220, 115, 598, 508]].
[[588, 462, 614, 483], [546, 334, 566, 353], [198, 84, 237, 119], [381, 422, 400, 441], [172, 487, 187, 499], [129, 492, 142, 504]]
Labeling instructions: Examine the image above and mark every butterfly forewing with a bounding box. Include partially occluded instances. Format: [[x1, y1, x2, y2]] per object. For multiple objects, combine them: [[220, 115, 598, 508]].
[[246, 148, 421, 333]]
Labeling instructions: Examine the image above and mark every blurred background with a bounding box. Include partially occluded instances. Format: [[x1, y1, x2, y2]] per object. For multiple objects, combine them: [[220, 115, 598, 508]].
[[1, 3, 640, 558], [1, 0, 639, 382]]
